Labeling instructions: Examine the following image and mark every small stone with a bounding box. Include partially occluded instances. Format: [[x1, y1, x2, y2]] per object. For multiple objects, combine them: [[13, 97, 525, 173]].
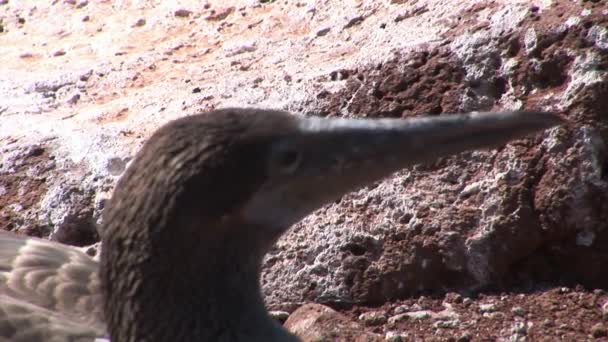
[[410, 303, 423, 311], [483, 311, 505, 320], [66, 93, 80, 104], [26, 146, 45, 157], [53, 50, 66, 57], [224, 42, 256, 56], [82, 15, 90, 22], [385, 331, 408, 341], [133, 18, 146, 27], [0, 0, 8, 5], [268, 310, 289, 323], [316, 27, 330, 36], [393, 304, 410, 314], [445, 292, 463, 304], [462, 298, 472, 306], [601, 301, 608, 320], [434, 319, 460, 329], [388, 313, 409, 324], [358, 311, 387, 326], [174, 9, 192, 17], [284, 304, 382, 341], [344, 15, 364, 29], [406, 310, 432, 320], [511, 306, 526, 316], [19, 52, 34, 58], [511, 321, 527, 334], [542, 319, 554, 327], [76, 0, 88, 8], [64, 0, 76, 4], [457, 331, 473, 342], [479, 303, 497, 313], [79, 70, 92, 81], [591, 323, 607, 338], [205, 7, 234, 21], [81, 242, 100, 258]]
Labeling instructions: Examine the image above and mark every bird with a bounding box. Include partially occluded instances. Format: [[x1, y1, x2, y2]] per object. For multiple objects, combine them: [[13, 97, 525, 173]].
[[0, 108, 562, 341]]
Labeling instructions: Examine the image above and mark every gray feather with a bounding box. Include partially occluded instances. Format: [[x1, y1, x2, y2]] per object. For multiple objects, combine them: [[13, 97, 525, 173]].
[[0, 233, 106, 341]]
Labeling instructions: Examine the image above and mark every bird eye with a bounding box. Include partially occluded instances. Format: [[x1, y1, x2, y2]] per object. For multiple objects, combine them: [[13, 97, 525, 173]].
[[273, 147, 302, 174]]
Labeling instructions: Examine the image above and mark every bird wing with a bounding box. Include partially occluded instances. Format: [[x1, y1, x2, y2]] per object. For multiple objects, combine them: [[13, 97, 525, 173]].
[[0, 294, 106, 342], [0, 232, 106, 340]]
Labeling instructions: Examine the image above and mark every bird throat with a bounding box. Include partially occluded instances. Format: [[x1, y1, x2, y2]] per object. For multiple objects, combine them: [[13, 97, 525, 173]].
[[102, 216, 291, 341]]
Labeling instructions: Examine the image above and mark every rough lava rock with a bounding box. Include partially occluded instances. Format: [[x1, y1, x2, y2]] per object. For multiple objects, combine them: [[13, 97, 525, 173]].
[[285, 303, 383, 341], [1, 0, 607, 340]]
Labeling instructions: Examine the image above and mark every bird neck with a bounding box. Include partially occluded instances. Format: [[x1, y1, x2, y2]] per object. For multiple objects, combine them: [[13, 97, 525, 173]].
[[102, 219, 297, 342]]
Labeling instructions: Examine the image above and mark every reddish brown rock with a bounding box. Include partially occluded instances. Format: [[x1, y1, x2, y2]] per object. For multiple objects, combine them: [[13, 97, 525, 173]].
[[285, 303, 383, 342], [1, 0, 607, 340]]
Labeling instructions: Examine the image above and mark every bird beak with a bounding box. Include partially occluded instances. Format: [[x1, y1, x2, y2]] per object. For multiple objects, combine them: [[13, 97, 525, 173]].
[[297, 111, 562, 171], [244, 111, 563, 231]]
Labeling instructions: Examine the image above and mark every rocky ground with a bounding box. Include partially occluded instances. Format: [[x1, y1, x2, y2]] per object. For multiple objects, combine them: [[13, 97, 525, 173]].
[[1, 0, 607, 340], [276, 285, 608, 341], [352, 286, 608, 341]]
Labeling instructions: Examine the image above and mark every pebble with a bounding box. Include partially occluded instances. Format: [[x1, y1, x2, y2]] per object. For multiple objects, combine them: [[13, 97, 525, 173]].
[[387, 313, 409, 324], [591, 323, 607, 338], [268, 310, 289, 323], [133, 18, 146, 27], [483, 312, 505, 320], [434, 319, 460, 329], [385, 331, 408, 341], [479, 303, 497, 313], [511, 306, 526, 316], [511, 321, 527, 334], [406, 310, 432, 320], [174, 9, 192, 17], [393, 304, 410, 314], [205, 7, 234, 21], [66, 93, 80, 104], [457, 331, 473, 342], [358, 311, 387, 326], [316, 27, 330, 36]]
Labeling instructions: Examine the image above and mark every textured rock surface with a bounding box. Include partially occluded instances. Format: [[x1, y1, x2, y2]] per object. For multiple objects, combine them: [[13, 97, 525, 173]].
[[1, 0, 607, 340], [343, 286, 608, 341], [285, 303, 383, 341]]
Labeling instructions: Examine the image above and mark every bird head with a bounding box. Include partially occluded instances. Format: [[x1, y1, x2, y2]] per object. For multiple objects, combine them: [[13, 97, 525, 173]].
[[104, 107, 562, 256], [100, 107, 561, 341]]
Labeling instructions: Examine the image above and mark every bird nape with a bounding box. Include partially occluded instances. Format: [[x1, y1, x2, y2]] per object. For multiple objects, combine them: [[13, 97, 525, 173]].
[[0, 108, 562, 342]]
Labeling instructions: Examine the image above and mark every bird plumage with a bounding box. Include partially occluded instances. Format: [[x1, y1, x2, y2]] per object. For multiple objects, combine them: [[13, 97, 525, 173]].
[[0, 232, 105, 341], [0, 108, 562, 341]]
